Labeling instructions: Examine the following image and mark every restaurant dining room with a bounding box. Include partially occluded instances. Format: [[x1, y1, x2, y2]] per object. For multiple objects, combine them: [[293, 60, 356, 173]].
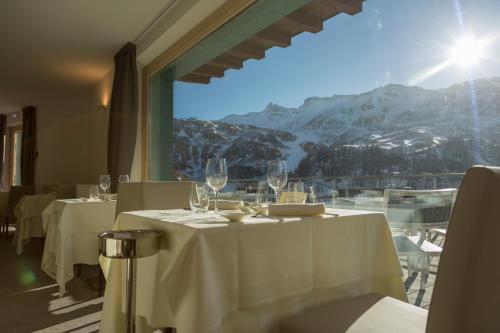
[[1, 0, 500, 332]]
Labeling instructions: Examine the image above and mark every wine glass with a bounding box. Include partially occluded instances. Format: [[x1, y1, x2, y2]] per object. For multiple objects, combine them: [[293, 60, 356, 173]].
[[267, 160, 287, 203], [89, 185, 100, 200], [205, 158, 228, 213], [99, 174, 111, 194], [189, 182, 210, 212], [119, 174, 130, 183]]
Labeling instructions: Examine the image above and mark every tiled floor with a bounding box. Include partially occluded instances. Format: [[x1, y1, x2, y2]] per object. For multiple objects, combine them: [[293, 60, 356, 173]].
[[0, 233, 444, 332]]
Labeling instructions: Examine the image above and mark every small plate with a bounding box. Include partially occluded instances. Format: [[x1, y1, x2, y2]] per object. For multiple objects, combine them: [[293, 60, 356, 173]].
[[218, 210, 252, 222]]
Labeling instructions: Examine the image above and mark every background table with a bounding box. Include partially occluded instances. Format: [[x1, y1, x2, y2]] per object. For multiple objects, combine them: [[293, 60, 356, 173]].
[[100, 208, 406, 333], [13, 194, 55, 254], [41, 199, 116, 295]]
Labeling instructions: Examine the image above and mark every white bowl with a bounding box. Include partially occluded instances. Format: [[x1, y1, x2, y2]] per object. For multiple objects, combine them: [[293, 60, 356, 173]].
[[218, 210, 252, 222]]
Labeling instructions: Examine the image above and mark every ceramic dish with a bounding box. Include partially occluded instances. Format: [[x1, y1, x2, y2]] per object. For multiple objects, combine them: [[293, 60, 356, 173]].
[[218, 210, 252, 222]]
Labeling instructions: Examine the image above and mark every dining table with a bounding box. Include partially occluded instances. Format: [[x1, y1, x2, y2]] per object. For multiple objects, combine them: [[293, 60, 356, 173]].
[[99, 208, 407, 333], [41, 198, 117, 296], [13, 194, 55, 254]]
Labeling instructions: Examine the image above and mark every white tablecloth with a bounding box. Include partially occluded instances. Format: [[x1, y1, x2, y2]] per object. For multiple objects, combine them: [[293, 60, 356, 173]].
[[41, 199, 117, 295], [100, 209, 407, 333], [13, 194, 55, 254]]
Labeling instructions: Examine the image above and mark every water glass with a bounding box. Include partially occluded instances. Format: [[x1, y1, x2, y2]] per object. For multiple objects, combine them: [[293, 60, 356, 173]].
[[308, 186, 318, 204], [89, 185, 100, 200], [255, 181, 268, 205], [205, 158, 228, 213], [99, 174, 111, 194], [286, 182, 305, 203], [119, 174, 130, 183], [189, 182, 210, 212], [267, 160, 287, 202]]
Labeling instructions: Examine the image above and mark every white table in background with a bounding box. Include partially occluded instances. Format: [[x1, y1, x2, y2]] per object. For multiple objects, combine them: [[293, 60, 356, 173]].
[[13, 194, 55, 254], [41, 198, 116, 295], [100, 208, 407, 333]]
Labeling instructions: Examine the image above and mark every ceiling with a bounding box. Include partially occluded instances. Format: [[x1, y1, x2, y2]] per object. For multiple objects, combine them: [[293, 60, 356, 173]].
[[0, 0, 174, 113]]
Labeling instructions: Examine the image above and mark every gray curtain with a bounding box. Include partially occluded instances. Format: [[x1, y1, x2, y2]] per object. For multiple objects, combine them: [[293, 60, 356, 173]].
[[21, 106, 37, 186], [0, 114, 6, 188], [107, 42, 138, 192]]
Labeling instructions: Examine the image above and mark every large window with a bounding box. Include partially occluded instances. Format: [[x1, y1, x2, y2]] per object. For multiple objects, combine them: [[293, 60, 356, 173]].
[[172, 0, 500, 200]]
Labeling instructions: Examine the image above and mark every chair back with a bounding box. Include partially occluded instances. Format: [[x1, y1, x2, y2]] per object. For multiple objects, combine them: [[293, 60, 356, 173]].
[[427, 166, 500, 332], [115, 181, 193, 217], [55, 184, 76, 199], [6, 186, 35, 219], [76, 184, 96, 198], [383, 188, 456, 225]]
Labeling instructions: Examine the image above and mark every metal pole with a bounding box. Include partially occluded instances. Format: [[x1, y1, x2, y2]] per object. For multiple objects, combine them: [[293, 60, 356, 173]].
[[126, 258, 136, 333]]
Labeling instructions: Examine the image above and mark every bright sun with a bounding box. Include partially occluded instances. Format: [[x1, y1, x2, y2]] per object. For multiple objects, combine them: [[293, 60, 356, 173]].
[[449, 36, 487, 68]]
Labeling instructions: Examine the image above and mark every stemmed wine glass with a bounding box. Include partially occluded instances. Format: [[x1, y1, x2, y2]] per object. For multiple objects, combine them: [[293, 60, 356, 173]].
[[99, 174, 111, 194], [118, 174, 130, 183], [267, 160, 287, 203], [205, 158, 228, 213]]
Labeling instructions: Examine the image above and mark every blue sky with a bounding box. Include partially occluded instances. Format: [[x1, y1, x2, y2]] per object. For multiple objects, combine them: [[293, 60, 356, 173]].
[[174, 0, 500, 120]]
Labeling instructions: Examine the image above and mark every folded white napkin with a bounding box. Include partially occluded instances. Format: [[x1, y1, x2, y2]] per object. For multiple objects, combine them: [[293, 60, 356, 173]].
[[81, 197, 100, 202], [268, 203, 326, 216], [209, 200, 244, 210]]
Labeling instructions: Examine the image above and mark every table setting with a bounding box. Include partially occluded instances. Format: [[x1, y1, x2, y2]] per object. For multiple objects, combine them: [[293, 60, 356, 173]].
[[99, 159, 407, 333], [41, 173, 123, 296]]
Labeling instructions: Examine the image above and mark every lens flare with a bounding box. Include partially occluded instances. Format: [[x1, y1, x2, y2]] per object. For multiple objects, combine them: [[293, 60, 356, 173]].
[[449, 36, 487, 68]]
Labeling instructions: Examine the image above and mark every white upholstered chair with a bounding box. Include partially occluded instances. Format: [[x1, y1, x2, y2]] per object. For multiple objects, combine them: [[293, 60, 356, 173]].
[[115, 181, 193, 217], [280, 166, 500, 333], [55, 184, 76, 199]]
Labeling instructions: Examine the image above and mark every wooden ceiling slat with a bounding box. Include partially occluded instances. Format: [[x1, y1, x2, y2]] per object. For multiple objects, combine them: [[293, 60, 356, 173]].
[[208, 54, 244, 69], [282, 8, 323, 34], [303, 2, 341, 21], [227, 41, 266, 59], [254, 28, 292, 48], [192, 64, 226, 78], [179, 73, 211, 84], [183, 0, 365, 83], [316, 0, 363, 16]]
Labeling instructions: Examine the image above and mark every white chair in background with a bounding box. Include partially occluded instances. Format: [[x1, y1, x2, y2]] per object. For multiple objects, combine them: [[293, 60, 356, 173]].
[[280, 166, 500, 333], [384, 188, 457, 289], [115, 181, 193, 217]]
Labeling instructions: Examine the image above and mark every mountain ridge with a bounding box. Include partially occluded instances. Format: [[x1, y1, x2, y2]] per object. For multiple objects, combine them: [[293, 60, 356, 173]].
[[174, 77, 500, 179]]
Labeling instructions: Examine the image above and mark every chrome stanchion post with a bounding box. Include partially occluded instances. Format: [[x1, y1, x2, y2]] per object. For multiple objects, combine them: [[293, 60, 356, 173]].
[[126, 257, 135, 333], [98, 230, 163, 333]]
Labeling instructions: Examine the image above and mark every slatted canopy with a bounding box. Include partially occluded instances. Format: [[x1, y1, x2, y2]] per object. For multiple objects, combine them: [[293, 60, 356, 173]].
[[179, 0, 364, 84]]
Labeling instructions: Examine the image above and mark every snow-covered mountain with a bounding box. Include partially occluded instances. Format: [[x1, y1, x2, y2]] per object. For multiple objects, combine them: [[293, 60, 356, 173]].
[[174, 77, 500, 179]]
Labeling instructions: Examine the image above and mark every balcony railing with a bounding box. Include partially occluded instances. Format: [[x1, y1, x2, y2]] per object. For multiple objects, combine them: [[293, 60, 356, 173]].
[[223, 173, 465, 200]]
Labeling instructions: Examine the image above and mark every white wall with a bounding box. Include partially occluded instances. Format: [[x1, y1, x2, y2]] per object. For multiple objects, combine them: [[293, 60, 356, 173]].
[[1, 75, 113, 189], [89, 70, 113, 182]]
